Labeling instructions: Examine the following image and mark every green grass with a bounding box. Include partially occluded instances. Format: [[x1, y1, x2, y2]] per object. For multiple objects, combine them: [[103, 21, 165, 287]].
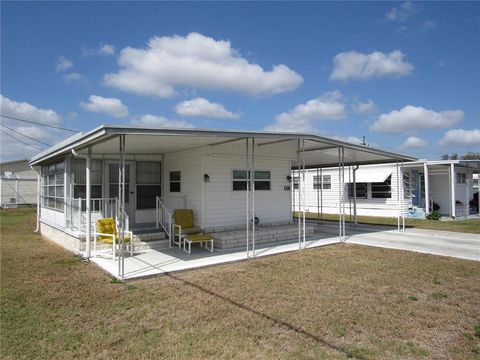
[[294, 211, 480, 234], [1, 208, 480, 359]]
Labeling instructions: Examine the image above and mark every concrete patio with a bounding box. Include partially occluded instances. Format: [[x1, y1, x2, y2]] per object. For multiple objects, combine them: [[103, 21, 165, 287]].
[[91, 222, 480, 279]]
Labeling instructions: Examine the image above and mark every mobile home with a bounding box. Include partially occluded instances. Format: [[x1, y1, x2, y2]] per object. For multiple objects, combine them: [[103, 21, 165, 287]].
[[293, 160, 479, 220]]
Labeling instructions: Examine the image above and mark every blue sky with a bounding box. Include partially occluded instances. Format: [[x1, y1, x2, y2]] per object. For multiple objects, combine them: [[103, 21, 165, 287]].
[[1, 1, 479, 161]]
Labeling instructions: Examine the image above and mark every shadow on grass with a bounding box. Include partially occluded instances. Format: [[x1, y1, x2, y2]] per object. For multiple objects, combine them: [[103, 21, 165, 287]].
[[166, 272, 366, 360]]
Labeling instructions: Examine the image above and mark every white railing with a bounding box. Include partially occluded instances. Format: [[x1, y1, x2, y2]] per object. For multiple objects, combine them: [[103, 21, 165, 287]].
[[156, 196, 172, 242], [66, 197, 120, 232]]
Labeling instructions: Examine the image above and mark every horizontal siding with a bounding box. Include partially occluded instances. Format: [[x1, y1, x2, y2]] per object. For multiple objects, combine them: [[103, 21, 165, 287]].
[[293, 164, 410, 218], [164, 147, 205, 225], [204, 156, 291, 228]]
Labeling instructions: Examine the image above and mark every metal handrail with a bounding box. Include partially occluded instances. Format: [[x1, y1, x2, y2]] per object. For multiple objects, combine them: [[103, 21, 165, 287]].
[[156, 196, 173, 243]]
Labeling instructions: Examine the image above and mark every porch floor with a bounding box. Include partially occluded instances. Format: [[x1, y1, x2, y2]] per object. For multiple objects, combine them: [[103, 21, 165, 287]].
[[91, 226, 341, 279]]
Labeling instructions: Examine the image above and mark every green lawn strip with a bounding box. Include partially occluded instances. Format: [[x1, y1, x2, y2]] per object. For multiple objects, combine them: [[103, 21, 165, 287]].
[[1, 209, 480, 359]]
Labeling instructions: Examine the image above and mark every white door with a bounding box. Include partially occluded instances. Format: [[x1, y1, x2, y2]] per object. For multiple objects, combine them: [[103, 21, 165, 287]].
[[107, 162, 135, 223]]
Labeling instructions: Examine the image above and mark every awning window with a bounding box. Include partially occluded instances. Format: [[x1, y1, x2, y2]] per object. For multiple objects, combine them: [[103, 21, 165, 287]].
[[347, 169, 392, 183]]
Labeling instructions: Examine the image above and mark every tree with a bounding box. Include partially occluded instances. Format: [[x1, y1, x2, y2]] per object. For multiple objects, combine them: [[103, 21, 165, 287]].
[[461, 152, 480, 160], [441, 154, 449, 160]]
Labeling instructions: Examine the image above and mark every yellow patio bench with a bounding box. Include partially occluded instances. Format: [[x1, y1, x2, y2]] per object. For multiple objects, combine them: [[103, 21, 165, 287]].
[[183, 233, 214, 254]]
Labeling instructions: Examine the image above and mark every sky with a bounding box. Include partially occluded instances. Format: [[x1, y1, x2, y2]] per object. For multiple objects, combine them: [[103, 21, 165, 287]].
[[1, 1, 479, 162]]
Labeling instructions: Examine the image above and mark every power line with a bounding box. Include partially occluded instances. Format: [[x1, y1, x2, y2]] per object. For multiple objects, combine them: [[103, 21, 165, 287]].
[[0, 114, 79, 133], [0, 123, 52, 147], [1, 129, 45, 151]]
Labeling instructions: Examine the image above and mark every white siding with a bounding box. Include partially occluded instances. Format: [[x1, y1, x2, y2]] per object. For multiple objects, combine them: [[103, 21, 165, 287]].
[[428, 169, 450, 215], [203, 156, 291, 229], [164, 147, 205, 225], [293, 164, 410, 218]]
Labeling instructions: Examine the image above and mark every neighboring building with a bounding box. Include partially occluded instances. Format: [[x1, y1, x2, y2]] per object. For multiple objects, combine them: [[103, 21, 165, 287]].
[[28, 125, 415, 258], [293, 160, 479, 220], [0, 159, 37, 208]]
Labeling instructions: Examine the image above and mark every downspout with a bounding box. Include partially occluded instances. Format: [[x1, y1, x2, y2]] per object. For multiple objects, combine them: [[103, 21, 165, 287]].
[[30, 166, 41, 233], [71, 148, 92, 259]]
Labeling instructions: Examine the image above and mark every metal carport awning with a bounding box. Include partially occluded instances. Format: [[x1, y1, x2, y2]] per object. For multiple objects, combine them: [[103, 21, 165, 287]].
[[346, 168, 392, 183]]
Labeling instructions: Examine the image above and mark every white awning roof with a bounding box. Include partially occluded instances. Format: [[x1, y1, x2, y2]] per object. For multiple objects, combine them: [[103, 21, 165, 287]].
[[347, 168, 392, 183]]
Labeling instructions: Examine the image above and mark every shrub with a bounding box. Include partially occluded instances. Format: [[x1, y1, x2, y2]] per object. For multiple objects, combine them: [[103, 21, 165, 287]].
[[426, 210, 441, 220]]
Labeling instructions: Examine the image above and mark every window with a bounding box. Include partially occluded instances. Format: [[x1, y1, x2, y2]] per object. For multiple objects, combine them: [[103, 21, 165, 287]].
[[456, 173, 467, 184], [170, 171, 181, 192], [136, 162, 161, 209], [109, 164, 130, 203], [348, 183, 368, 199], [314, 175, 331, 190], [293, 176, 299, 190], [371, 176, 392, 199], [233, 170, 271, 191], [41, 160, 65, 211], [71, 159, 103, 201]]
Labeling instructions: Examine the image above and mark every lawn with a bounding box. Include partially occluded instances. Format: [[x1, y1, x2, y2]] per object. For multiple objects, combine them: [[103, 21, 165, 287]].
[[1, 208, 480, 359], [294, 211, 480, 234]]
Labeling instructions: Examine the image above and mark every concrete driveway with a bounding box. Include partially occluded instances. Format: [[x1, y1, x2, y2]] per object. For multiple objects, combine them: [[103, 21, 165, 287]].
[[346, 226, 480, 262]]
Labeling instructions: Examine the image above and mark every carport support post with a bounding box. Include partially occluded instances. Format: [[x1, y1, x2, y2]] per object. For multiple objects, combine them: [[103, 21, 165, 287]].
[[396, 161, 400, 232], [424, 162, 429, 215], [85, 147, 92, 259], [338, 147, 344, 241], [401, 161, 405, 232], [353, 165, 358, 225], [297, 139, 301, 249], [245, 138, 249, 258], [118, 135, 126, 278], [316, 167, 320, 220], [450, 163, 456, 219], [252, 137, 256, 257], [302, 139, 306, 248], [478, 162, 480, 215]]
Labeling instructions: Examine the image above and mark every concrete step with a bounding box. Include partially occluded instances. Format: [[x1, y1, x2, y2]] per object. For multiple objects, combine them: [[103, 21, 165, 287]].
[[134, 239, 170, 250], [132, 232, 166, 242]]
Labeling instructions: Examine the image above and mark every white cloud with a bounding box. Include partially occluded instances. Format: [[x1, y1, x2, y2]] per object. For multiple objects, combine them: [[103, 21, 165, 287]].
[[55, 55, 74, 72], [132, 114, 195, 129], [402, 136, 428, 148], [80, 95, 129, 118], [330, 50, 414, 81], [82, 43, 116, 57], [439, 129, 480, 147], [421, 20, 436, 31], [175, 98, 240, 120], [333, 135, 365, 145], [104, 32, 303, 97], [0, 95, 65, 161], [265, 91, 346, 132], [99, 44, 115, 56], [1, 94, 61, 125], [385, 2, 418, 22], [62, 72, 89, 86], [370, 105, 464, 133], [352, 99, 376, 115]]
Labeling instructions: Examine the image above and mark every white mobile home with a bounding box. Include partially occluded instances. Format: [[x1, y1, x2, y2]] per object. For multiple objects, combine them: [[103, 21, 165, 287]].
[[0, 159, 38, 208], [29, 125, 415, 278], [293, 160, 479, 220]]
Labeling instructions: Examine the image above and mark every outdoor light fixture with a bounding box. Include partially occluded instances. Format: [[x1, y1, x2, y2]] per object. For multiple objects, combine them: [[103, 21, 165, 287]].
[[286, 175, 292, 182], [204, 174, 210, 183]]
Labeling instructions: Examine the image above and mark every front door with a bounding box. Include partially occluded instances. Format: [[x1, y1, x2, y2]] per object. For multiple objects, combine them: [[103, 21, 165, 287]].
[[107, 163, 134, 223]]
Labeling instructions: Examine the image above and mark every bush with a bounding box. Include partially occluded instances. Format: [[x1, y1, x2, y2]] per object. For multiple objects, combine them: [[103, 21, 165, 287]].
[[426, 210, 441, 220]]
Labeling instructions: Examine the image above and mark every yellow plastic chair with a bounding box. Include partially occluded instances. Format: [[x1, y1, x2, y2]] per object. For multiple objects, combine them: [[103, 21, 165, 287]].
[[172, 209, 202, 248], [93, 218, 134, 260]]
